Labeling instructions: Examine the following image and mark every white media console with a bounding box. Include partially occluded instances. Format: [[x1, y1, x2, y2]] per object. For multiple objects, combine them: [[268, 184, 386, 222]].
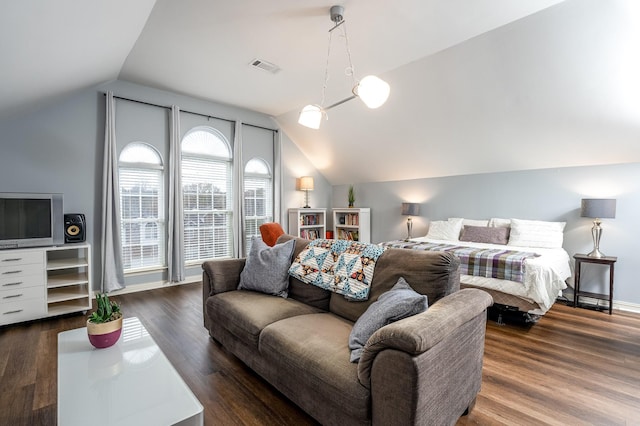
[[0, 243, 92, 326]]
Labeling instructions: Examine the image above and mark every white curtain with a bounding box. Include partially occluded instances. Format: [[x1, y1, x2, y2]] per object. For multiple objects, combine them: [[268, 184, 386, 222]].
[[233, 121, 245, 257], [274, 130, 282, 224], [101, 92, 125, 292], [168, 106, 185, 282]]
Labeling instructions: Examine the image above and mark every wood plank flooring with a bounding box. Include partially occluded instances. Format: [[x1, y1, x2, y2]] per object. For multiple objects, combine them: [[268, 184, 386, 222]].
[[1, 282, 639, 425]]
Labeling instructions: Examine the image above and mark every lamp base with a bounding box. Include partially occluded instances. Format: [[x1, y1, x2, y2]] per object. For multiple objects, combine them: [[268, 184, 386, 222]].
[[302, 190, 311, 208], [588, 219, 604, 258], [587, 248, 606, 258]]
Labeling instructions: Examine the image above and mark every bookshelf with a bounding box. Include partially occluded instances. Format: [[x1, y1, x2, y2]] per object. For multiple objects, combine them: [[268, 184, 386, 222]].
[[288, 208, 327, 240], [333, 208, 371, 243]]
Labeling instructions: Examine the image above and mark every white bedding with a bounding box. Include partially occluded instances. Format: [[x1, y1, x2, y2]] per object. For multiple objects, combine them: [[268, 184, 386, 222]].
[[409, 237, 572, 315]]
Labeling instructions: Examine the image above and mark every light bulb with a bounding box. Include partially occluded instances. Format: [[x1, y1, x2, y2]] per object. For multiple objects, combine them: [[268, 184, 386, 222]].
[[355, 75, 390, 109], [298, 105, 324, 129]]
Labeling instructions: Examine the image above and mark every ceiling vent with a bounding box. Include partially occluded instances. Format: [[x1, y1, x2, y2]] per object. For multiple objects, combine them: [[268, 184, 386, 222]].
[[250, 58, 280, 74]]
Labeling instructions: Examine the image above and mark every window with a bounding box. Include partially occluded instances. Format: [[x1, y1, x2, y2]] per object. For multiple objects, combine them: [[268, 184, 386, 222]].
[[181, 127, 233, 262], [244, 158, 273, 252], [118, 142, 165, 270]]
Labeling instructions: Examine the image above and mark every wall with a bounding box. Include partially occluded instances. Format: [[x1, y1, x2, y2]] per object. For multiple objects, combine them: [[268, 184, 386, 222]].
[[0, 79, 328, 291], [280, 132, 332, 232], [333, 163, 640, 308]]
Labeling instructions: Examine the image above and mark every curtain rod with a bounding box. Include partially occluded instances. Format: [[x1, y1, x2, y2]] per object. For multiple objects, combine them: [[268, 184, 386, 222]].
[[104, 93, 278, 133]]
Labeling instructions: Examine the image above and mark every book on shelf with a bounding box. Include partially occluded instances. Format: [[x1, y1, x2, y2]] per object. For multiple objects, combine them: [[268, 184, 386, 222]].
[[300, 214, 320, 226], [300, 229, 321, 240], [337, 229, 359, 241], [338, 213, 359, 226]]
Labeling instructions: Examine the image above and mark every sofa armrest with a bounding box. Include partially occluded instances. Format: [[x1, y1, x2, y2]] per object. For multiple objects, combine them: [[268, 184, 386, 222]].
[[202, 258, 246, 329], [202, 258, 246, 297], [358, 288, 493, 389]]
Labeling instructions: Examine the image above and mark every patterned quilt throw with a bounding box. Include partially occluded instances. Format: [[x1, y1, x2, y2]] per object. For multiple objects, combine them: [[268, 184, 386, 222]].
[[381, 240, 540, 283], [288, 239, 387, 300]]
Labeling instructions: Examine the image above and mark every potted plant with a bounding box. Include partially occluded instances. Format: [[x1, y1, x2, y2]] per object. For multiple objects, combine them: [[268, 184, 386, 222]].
[[87, 293, 123, 349], [348, 185, 355, 208]]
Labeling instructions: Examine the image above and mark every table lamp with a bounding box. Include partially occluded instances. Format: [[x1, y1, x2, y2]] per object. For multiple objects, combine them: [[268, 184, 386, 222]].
[[299, 176, 314, 208], [401, 203, 420, 240], [580, 198, 616, 258]]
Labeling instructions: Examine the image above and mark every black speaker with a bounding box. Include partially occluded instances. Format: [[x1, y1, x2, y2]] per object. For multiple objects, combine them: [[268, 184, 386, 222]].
[[64, 214, 86, 243]]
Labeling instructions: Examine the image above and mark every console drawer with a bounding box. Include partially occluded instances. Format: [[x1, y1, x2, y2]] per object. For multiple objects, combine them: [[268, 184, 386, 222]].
[[0, 250, 44, 267], [0, 271, 44, 289], [0, 297, 45, 325], [0, 285, 44, 304]]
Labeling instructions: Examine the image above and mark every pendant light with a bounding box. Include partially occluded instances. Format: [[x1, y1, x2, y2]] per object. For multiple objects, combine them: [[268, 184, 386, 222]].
[[298, 5, 390, 129]]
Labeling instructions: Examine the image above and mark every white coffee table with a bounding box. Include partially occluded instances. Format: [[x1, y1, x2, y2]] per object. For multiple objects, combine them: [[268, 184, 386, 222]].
[[58, 316, 203, 426]]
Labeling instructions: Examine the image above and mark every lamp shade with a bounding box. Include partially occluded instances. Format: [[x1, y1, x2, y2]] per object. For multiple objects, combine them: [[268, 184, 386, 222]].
[[299, 176, 314, 191], [401, 203, 420, 216], [355, 75, 390, 109], [581, 198, 616, 219], [298, 105, 323, 129]]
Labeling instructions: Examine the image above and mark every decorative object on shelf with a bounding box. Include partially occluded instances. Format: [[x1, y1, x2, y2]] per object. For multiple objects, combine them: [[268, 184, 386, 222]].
[[401, 203, 420, 240], [297, 5, 390, 129], [580, 198, 616, 258], [87, 293, 123, 349], [299, 176, 314, 208], [348, 185, 355, 208]]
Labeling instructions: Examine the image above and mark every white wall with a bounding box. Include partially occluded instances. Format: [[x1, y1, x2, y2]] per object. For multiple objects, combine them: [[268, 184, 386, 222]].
[[279, 131, 332, 232], [277, 0, 640, 185], [333, 162, 640, 307]]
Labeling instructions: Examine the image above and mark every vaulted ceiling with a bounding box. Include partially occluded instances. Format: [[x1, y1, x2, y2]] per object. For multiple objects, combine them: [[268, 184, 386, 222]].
[[2, 0, 639, 185]]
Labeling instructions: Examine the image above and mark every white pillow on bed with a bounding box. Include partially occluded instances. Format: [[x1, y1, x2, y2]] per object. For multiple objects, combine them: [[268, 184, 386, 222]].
[[507, 219, 566, 248], [461, 218, 489, 227], [489, 218, 511, 228], [426, 218, 463, 241], [448, 218, 489, 238]]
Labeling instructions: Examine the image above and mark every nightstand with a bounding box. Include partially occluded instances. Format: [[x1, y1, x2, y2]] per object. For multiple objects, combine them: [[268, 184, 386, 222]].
[[573, 253, 617, 315]]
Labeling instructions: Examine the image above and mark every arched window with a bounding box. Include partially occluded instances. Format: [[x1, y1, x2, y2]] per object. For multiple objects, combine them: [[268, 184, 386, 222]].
[[118, 142, 165, 270], [244, 158, 273, 252], [181, 127, 233, 261]]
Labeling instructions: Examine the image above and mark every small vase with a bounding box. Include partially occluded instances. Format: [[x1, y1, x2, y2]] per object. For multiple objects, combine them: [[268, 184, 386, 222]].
[[87, 316, 123, 349]]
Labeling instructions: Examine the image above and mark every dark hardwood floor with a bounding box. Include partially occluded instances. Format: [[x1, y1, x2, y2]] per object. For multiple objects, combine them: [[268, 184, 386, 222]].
[[1, 282, 639, 425]]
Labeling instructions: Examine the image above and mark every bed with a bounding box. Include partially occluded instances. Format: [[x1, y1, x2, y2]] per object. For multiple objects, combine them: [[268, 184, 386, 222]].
[[381, 217, 573, 323]]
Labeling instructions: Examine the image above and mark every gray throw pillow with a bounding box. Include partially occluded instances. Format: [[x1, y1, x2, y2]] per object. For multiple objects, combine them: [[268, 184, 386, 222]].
[[348, 277, 428, 363], [238, 237, 295, 298], [460, 225, 510, 245]]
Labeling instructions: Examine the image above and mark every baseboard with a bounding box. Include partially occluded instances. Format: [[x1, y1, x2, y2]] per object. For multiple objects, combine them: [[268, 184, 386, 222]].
[[570, 294, 640, 314], [95, 275, 201, 297], [612, 299, 640, 314]]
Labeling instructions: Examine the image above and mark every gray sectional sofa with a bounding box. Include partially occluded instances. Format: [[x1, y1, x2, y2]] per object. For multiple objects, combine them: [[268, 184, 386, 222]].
[[202, 235, 493, 425]]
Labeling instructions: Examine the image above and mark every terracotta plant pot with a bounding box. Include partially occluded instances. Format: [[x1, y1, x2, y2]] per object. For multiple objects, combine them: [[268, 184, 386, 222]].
[[87, 316, 123, 349]]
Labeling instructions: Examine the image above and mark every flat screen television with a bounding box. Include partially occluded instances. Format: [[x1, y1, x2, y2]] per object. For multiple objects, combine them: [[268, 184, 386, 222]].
[[0, 193, 64, 249]]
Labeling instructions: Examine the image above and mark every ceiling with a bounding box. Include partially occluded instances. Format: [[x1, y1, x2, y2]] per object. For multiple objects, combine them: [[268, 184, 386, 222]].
[[3, 0, 640, 185]]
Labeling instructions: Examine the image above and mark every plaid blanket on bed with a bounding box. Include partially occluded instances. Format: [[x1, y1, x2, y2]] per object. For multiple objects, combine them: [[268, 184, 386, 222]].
[[381, 240, 540, 283]]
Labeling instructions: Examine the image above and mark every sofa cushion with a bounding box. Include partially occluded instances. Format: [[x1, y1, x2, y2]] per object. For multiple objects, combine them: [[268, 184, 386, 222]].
[[206, 291, 323, 348], [348, 277, 428, 362], [238, 237, 295, 298], [330, 248, 460, 323], [276, 234, 331, 310], [259, 313, 370, 421]]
